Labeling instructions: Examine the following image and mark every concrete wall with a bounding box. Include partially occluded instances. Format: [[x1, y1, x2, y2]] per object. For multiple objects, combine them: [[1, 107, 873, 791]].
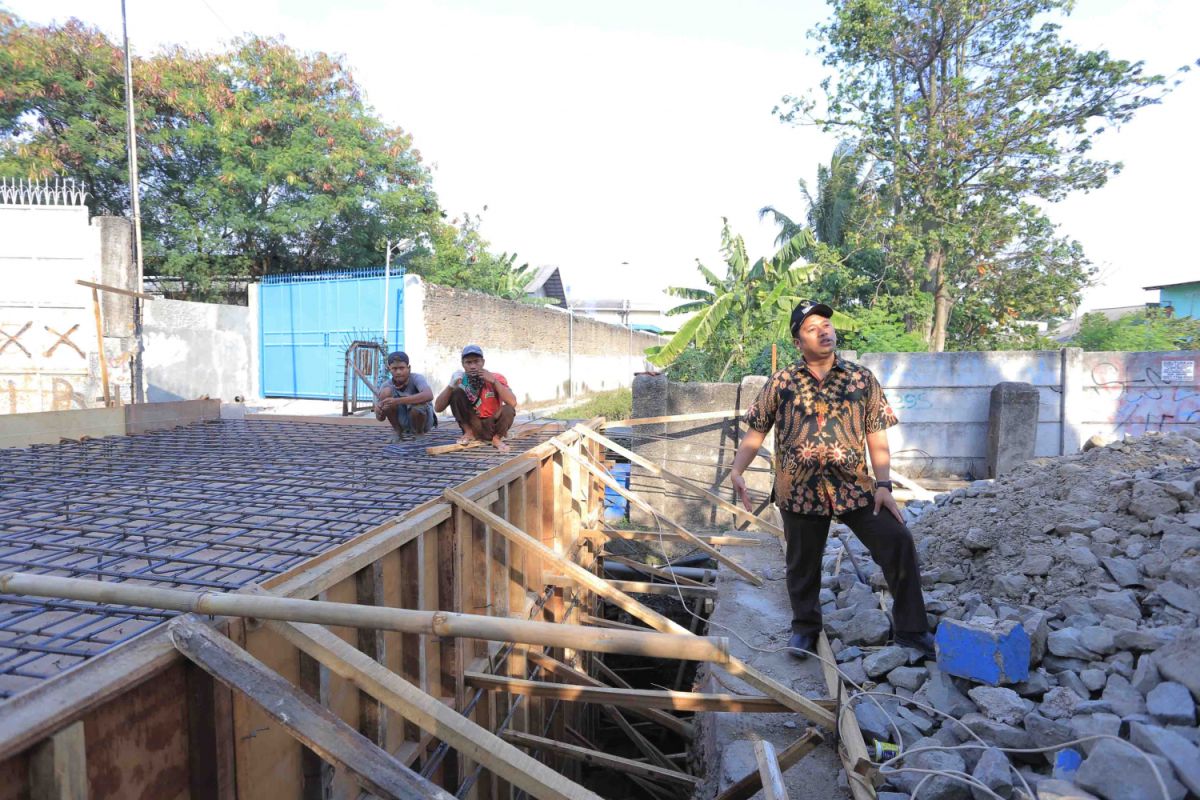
[[633, 348, 1200, 485], [143, 298, 256, 403], [0, 190, 136, 413], [0, 399, 219, 449], [627, 373, 773, 528], [408, 276, 663, 407]]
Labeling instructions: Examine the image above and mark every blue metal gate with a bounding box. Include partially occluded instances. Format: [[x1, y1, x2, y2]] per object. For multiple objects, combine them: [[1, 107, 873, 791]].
[[259, 267, 404, 399]]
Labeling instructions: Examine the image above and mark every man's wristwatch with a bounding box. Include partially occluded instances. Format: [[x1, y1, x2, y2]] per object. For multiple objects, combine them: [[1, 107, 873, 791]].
[[875, 480, 893, 491]]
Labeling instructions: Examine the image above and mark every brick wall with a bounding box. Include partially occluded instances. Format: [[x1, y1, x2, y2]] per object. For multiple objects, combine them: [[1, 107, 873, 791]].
[[408, 279, 662, 408]]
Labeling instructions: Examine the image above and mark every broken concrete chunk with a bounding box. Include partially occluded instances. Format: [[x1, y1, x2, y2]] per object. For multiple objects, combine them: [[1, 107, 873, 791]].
[[1079, 626, 1116, 656], [853, 699, 894, 744], [864, 646, 909, 679], [1079, 668, 1106, 693], [1065, 546, 1100, 569], [964, 526, 1000, 551], [1112, 626, 1179, 652], [1024, 712, 1075, 759], [971, 747, 1014, 800], [1130, 653, 1162, 696], [1048, 628, 1096, 660], [968, 686, 1030, 725], [960, 713, 1034, 750], [1076, 737, 1186, 800], [1056, 671, 1090, 701], [1100, 674, 1147, 718], [1100, 556, 1142, 588], [1129, 721, 1200, 796], [887, 665, 928, 692], [1146, 682, 1196, 727], [993, 573, 1030, 598], [936, 617, 1030, 686], [1021, 554, 1055, 575], [827, 608, 891, 646], [1035, 778, 1099, 800], [890, 736, 968, 800], [1155, 580, 1200, 615], [1013, 667, 1054, 698], [1088, 590, 1142, 621], [1153, 630, 1200, 702], [1128, 480, 1181, 520], [1066, 712, 1121, 755], [924, 667, 977, 718], [1039, 686, 1083, 720]]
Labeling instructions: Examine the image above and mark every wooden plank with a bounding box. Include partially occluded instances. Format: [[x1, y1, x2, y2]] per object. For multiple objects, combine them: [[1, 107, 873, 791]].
[[170, 618, 453, 800], [552, 443, 764, 587], [75, 278, 153, 299], [89, 286, 112, 407], [714, 730, 822, 800], [818, 631, 876, 800], [525, 651, 693, 739], [577, 424, 783, 536], [464, 672, 833, 714], [444, 488, 835, 729], [889, 469, 936, 502], [265, 617, 603, 800], [397, 542, 422, 745], [356, 563, 386, 747], [185, 660, 236, 800], [754, 740, 790, 800], [609, 410, 740, 426], [28, 721, 86, 800], [582, 528, 765, 547], [501, 731, 699, 788]]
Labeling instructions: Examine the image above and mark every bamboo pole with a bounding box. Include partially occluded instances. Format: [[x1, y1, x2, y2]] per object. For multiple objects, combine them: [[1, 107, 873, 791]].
[[609, 410, 741, 426], [442, 489, 836, 729], [576, 424, 783, 537], [551, 442, 764, 587], [89, 286, 112, 408], [818, 631, 876, 799], [501, 731, 699, 788], [715, 732, 822, 800], [0, 573, 727, 663]]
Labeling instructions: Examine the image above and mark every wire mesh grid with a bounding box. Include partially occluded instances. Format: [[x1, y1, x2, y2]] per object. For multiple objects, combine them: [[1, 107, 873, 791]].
[[0, 417, 562, 700]]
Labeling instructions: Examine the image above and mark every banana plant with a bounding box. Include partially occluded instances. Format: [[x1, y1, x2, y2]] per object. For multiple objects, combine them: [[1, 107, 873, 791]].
[[646, 219, 856, 379]]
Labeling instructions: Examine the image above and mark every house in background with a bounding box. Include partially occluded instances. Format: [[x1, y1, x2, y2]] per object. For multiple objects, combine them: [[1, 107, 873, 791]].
[[1144, 279, 1200, 319], [568, 297, 679, 333], [524, 265, 568, 308]]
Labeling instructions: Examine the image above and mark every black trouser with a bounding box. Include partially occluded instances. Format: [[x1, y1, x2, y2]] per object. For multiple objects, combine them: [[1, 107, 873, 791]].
[[781, 505, 928, 636]]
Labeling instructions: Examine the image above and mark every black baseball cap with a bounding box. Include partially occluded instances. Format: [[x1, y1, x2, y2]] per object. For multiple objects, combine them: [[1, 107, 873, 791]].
[[790, 300, 835, 337], [386, 350, 410, 365]]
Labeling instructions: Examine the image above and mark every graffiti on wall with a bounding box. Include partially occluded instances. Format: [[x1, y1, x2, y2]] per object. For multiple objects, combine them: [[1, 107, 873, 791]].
[[1086, 356, 1200, 435]]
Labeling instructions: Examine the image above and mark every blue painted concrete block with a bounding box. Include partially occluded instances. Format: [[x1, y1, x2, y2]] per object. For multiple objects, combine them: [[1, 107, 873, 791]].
[[935, 617, 1031, 686], [1053, 748, 1083, 781]]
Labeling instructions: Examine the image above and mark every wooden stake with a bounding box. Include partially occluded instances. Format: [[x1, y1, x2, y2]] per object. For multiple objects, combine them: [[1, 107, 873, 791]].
[[89, 286, 112, 408], [714, 731, 821, 800], [264, 615, 604, 800], [29, 721, 87, 800], [443, 488, 836, 729], [576, 424, 783, 537], [169, 617, 453, 800], [0, 572, 728, 664], [817, 631, 876, 799], [501, 731, 699, 788], [551, 442, 765, 586], [464, 672, 835, 714], [525, 650, 693, 739], [583, 528, 765, 547], [754, 740, 790, 800], [608, 410, 741, 426]]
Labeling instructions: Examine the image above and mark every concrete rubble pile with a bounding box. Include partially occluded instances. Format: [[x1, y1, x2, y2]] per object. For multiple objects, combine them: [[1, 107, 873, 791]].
[[822, 429, 1200, 800]]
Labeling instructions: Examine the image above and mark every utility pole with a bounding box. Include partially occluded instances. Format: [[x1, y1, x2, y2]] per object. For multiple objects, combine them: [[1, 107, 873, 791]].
[[121, 0, 146, 403], [382, 239, 412, 350]]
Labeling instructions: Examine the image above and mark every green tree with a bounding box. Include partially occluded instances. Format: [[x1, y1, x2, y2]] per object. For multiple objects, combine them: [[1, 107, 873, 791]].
[[648, 220, 854, 380], [781, 0, 1181, 351], [1074, 309, 1199, 351]]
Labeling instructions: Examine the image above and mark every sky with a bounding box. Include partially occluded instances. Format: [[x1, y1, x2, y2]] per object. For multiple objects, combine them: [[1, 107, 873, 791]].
[[7, 0, 1198, 313]]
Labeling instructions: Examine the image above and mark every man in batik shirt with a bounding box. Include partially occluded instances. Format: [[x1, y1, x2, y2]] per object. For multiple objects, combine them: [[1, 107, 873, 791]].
[[730, 300, 934, 659]]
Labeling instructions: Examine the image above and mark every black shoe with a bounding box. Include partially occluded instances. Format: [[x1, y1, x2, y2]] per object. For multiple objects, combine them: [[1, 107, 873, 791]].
[[786, 631, 817, 660], [894, 631, 936, 660]]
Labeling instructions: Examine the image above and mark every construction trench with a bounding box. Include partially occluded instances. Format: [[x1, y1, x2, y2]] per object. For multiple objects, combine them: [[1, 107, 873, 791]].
[[0, 404, 1198, 800]]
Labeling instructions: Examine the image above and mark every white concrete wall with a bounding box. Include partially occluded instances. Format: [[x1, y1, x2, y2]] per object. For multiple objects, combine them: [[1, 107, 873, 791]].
[[411, 277, 661, 408], [143, 298, 255, 403], [0, 201, 134, 412]]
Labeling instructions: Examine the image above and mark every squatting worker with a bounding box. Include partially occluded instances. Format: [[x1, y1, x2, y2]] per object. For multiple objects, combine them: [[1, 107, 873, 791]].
[[729, 300, 935, 660], [434, 344, 518, 453], [375, 351, 435, 438]]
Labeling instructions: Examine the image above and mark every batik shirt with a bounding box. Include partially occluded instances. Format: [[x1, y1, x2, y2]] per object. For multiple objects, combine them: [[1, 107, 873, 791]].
[[745, 357, 898, 516]]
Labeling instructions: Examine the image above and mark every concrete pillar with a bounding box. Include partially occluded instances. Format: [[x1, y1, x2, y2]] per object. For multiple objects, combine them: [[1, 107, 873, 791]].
[[95, 215, 134, 337], [629, 373, 669, 526], [987, 381, 1039, 477], [1060, 347, 1085, 454]]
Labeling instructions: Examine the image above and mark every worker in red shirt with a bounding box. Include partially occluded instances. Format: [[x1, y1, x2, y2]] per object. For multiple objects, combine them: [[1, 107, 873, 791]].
[[434, 344, 518, 452]]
